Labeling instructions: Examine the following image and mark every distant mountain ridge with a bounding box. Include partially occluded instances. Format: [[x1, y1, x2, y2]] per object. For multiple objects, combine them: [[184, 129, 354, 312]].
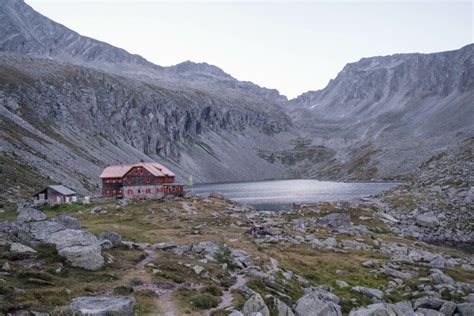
[[285, 44, 474, 179]]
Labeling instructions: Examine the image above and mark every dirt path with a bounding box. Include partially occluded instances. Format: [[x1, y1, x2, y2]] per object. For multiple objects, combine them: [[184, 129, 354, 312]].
[[131, 247, 180, 315], [206, 273, 247, 315]]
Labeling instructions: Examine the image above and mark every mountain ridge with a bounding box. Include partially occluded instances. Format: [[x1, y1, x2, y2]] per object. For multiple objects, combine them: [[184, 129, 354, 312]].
[[0, 0, 473, 202]]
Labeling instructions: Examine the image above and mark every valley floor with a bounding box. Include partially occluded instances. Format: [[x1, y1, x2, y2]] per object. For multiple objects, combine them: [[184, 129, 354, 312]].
[[0, 192, 473, 315]]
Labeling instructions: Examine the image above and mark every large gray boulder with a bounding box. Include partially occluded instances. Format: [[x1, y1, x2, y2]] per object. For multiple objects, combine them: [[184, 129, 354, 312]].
[[59, 244, 104, 270], [349, 302, 414, 316], [99, 231, 123, 248], [69, 296, 135, 315], [413, 296, 446, 310], [276, 298, 295, 316], [17, 207, 46, 222], [456, 302, 474, 316], [294, 292, 342, 316], [13, 218, 104, 270], [242, 293, 270, 316], [54, 214, 81, 229], [317, 213, 351, 228], [416, 214, 439, 227], [415, 308, 443, 316]]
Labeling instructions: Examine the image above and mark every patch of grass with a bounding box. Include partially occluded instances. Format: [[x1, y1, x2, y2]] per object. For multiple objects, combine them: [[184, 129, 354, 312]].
[[214, 244, 237, 271], [133, 290, 159, 315], [175, 287, 220, 311]]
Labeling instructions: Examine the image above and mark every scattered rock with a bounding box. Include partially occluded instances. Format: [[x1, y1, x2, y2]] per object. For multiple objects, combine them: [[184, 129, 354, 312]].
[[335, 280, 349, 288], [294, 291, 342, 316], [192, 265, 204, 275], [351, 286, 384, 300], [2, 262, 11, 271], [99, 232, 123, 248], [242, 292, 270, 316], [10, 242, 37, 253], [152, 242, 178, 250], [317, 213, 351, 228], [416, 214, 439, 228], [90, 206, 102, 214], [416, 308, 444, 316], [69, 296, 135, 315]]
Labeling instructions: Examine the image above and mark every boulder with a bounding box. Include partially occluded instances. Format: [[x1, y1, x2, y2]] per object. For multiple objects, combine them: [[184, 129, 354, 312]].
[[275, 298, 295, 316], [242, 293, 270, 316], [413, 296, 446, 310], [335, 280, 349, 288], [438, 301, 456, 316], [10, 242, 37, 253], [429, 270, 454, 285], [54, 215, 81, 229], [59, 244, 104, 270], [351, 286, 384, 300], [342, 240, 369, 250], [294, 292, 342, 316], [349, 302, 414, 316], [99, 232, 123, 248], [231, 248, 254, 268], [304, 286, 341, 304], [152, 242, 178, 250], [18, 220, 104, 270], [395, 301, 416, 316], [90, 206, 102, 214], [2, 261, 11, 271], [416, 214, 439, 227], [69, 296, 135, 315], [416, 308, 443, 316], [17, 207, 46, 222], [456, 303, 474, 316], [311, 237, 338, 248], [247, 226, 277, 237], [209, 192, 225, 200], [317, 213, 351, 228]]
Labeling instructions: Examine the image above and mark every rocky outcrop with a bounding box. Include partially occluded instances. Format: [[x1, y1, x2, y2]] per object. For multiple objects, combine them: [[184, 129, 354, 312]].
[[69, 296, 135, 315], [0, 214, 104, 270]]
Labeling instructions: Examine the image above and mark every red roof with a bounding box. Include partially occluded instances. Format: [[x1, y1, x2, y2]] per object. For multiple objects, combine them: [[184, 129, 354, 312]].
[[100, 162, 176, 178]]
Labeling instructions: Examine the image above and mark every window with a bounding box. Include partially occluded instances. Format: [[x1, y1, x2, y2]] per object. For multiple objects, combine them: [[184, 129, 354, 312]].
[[146, 178, 151, 184]]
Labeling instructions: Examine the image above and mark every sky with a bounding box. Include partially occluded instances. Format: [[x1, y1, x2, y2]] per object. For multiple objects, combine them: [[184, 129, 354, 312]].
[[26, 1, 473, 99]]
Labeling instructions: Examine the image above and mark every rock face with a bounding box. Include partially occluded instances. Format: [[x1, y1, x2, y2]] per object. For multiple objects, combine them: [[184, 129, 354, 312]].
[[69, 296, 135, 315], [288, 44, 474, 180]]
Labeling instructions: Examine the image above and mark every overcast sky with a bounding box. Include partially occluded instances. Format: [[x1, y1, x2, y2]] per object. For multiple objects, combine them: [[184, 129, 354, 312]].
[[27, 0, 473, 98]]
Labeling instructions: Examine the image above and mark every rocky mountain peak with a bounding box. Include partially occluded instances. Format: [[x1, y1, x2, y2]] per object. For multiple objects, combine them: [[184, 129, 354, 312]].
[[166, 60, 233, 80]]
